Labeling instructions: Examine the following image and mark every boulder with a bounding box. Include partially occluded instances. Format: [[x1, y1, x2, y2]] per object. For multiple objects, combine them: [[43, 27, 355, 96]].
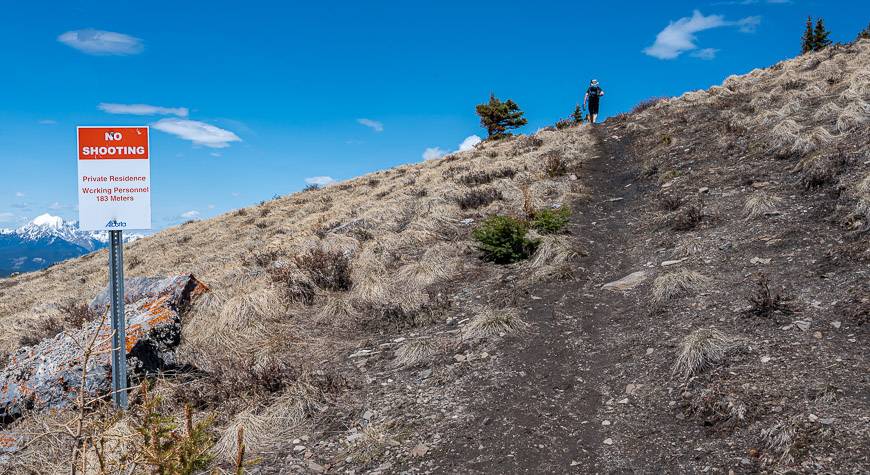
[[601, 271, 649, 291], [0, 275, 207, 423]]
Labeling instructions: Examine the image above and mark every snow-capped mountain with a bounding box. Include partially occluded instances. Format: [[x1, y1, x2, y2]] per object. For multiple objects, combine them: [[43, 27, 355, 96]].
[[0, 214, 143, 277]]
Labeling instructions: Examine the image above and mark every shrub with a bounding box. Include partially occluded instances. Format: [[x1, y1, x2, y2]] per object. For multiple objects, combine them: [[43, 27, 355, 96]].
[[458, 168, 516, 187], [555, 118, 574, 130], [294, 248, 353, 291], [19, 299, 97, 346], [659, 194, 683, 212], [303, 183, 320, 192], [746, 273, 791, 319], [858, 22, 870, 41], [127, 254, 143, 270], [531, 207, 571, 234], [632, 96, 667, 114], [543, 151, 567, 177], [19, 317, 64, 346], [457, 188, 503, 210], [57, 299, 97, 329], [472, 216, 538, 263], [475, 94, 528, 139], [671, 202, 705, 231]]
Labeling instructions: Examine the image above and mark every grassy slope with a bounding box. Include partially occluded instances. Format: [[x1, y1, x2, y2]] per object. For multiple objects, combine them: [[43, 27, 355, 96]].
[[1, 40, 868, 473]]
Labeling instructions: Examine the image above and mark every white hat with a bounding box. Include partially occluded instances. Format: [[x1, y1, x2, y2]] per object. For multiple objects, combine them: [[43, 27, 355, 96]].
[[591, 79, 599, 85]]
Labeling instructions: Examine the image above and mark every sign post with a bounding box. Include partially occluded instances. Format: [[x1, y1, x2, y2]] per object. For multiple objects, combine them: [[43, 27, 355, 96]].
[[77, 126, 151, 409]]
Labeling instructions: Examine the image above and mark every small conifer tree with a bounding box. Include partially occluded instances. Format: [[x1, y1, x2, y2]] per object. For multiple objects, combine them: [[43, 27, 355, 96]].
[[813, 18, 832, 50], [572, 104, 584, 124], [801, 16, 816, 53], [475, 94, 528, 139], [858, 22, 870, 41]]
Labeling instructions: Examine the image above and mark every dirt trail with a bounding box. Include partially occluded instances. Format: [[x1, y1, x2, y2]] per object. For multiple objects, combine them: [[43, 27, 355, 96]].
[[424, 125, 650, 473]]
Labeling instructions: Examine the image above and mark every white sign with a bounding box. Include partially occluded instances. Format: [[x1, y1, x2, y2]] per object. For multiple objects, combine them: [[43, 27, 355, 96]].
[[77, 126, 151, 231]]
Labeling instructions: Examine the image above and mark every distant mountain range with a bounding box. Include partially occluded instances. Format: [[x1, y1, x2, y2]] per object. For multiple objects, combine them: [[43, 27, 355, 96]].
[[0, 214, 142, 277]]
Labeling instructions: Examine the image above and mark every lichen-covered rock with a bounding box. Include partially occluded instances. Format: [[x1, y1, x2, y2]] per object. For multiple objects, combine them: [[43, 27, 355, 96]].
[[0, 275, 207, 423]]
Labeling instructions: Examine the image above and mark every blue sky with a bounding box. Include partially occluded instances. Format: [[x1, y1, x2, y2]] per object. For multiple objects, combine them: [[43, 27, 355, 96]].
[[1, 0, 868, 230]]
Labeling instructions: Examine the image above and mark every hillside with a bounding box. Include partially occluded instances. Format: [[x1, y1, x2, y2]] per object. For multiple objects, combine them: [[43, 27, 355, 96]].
[[1, 40, 868, 473]]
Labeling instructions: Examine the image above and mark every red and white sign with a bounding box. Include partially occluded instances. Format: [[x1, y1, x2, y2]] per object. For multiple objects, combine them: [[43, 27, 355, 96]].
[[77, 126, 152, 231]]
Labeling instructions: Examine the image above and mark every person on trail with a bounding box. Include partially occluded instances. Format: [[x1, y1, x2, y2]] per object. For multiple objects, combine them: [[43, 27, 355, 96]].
[[583, 79, 605, 124]]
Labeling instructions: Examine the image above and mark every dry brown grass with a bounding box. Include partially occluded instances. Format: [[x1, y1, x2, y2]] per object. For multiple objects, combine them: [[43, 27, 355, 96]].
[[743, 192, 783, 219], [0, 127, 594, 358], [527, 234, 579, 280], [463, 307, 529, 339], [759, 418, 799, 466], [836, 101, 869, 132], [651, 270, 711, 305], [672, 328, 735, 380], [393, 338, 440, 368]]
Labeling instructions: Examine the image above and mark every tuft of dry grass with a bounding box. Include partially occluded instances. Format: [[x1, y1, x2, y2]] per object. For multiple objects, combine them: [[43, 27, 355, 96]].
[[744, 192, 783, 219], [759, 419, 798, 466], [463, 307, 529, 339], [651, 270, 711, 305], [836, 101, 869, 132], [768, 119, 801, 151], [527, 234, 579, 279], [345, 422, 398, 465], [393, 338, 439, 368], [212, 379, 320, 463], [672, 328, 735, 380], [671, 237, 704, 258], [790, 126, 834, 155]]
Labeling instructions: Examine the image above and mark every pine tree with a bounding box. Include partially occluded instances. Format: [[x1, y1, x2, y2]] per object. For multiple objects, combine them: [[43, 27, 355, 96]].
[[813, 18, 832, 51], [475, 94, 528, 139], [572, 104, 584, 124], [801, 16, 815, 53]]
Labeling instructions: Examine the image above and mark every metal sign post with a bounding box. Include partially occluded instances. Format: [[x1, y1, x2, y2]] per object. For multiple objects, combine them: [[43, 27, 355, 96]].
[[108, 230, 128, 409], [77, 126, 151, 410]]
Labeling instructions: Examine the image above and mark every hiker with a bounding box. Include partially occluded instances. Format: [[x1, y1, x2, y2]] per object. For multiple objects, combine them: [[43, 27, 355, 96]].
[[583, 79, 605, 124]]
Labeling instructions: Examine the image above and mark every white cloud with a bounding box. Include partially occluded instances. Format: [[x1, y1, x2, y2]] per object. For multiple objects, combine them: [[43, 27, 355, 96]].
[[423, 135, 482, 161], [58, 29, 143, 55], [38, 119, 57, 125], [0, 212, 15, 223], [207, 204, 216, 210], [643, 10, 761, 60], [231, 192, 240, 197], [357, 118, 384, 133], [15, 192, 24, 197], [422, 147, 447, 161], [152, 118, 241, 148], [691, 48, 719, 60], [99, 102, 188, 117], [210, 152, 222, 157], [458, 135, 482, 152], [180, 210, 200, 219], [736, 16, 762, 33], [304, 176, 336, 186]]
